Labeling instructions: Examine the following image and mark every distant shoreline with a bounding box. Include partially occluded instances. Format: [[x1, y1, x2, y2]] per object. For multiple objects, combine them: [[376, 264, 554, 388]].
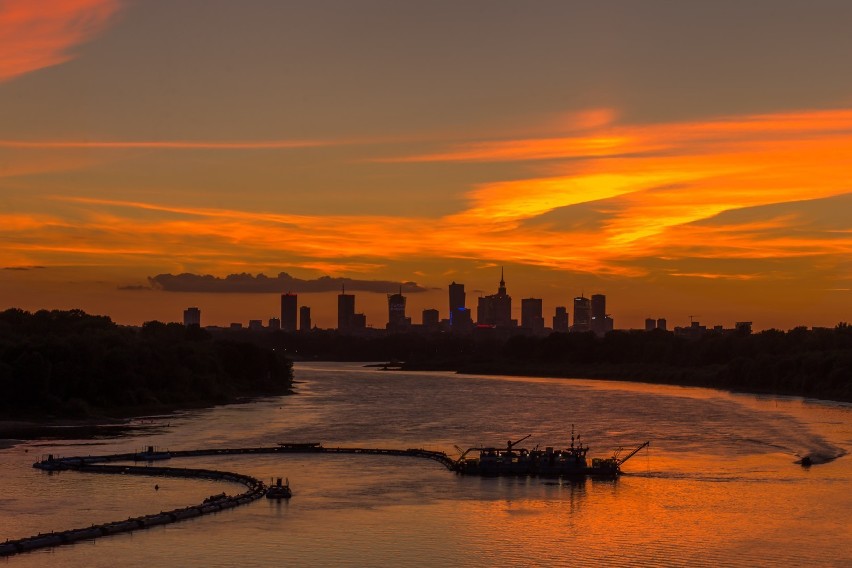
[[0, 391, 292, 450], [0, 418, 133, 450], [0, 309, 295, 447], [399, 361, 852, 404]]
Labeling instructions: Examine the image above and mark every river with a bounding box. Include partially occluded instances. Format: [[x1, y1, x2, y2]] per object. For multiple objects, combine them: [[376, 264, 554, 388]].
[[1, 362, 851, 567]]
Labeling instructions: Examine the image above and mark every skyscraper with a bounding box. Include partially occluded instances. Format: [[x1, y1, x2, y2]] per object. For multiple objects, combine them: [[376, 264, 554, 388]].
[[645, 318, 657, 331], [387, 288, 410, 330], [553, 306, 569, 333], [449, 281, 466, 325], [338, 287, 355, 331], [572, 296, 591, 332], [591, 294, 606, 321], [300, 306, 311, 332], [451, 308, 472, 332], [280, 293, 297, 332], [521, 298, 544, 333], [352, 313, 367, 329], [422, 308, 439, 329], [183, 307, 201, 327], [476, 268, 513, 328], [591, 294, 606, 336]]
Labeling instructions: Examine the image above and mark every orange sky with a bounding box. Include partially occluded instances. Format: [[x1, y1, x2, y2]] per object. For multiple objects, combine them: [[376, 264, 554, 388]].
[[1, 1, 850, 329]]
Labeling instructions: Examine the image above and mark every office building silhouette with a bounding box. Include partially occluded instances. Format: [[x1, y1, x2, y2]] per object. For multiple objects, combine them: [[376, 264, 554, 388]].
[[183, 307, 201, 327], [449, 281, 466, 326], [300, 306, 311, 332], [422, 308, 439, 329], [521, 298, 544, 333], [553, 306, 569, 333], [572, 296, 591, 332], [338, 287, 355, 331], [387, 288, 410, 330], [591, 294, 608, 336], [281, 293, 297, 333]]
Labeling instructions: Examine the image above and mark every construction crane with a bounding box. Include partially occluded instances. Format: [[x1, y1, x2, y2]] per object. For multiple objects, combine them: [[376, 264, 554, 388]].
[[506, 434, 532, 451], [612, 441, 650, 466]]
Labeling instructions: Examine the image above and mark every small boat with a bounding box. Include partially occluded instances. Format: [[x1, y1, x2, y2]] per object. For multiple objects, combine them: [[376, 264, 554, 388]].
[[33, 454, 65, 471], [135, 445, 171, 461], [277, 442, 322, 451], [266, 477, 292, 499]]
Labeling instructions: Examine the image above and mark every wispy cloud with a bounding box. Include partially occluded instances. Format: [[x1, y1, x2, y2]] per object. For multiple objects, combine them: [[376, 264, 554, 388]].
[[147, 272, 427, 294], [3, 108, 851, 283], [0, 0, 121, 83], [0, 139, 332, 150], [390, 109, 852, 164], [439, 108, 852, 270], [667, 272, 762, 281]]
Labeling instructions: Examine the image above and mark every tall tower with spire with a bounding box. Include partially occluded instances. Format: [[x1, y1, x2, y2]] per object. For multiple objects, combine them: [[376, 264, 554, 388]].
[[476, 267, 513, 328]]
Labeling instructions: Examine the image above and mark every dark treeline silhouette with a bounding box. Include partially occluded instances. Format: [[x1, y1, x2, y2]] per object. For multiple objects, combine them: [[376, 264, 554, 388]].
[[0, 309, 293, 419], [235, 324, 852, 402]]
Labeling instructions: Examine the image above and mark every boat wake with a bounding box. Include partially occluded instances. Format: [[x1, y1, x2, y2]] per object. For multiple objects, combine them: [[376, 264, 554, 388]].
[[794, 449, 846, 466], [737, 436, 846, 464]]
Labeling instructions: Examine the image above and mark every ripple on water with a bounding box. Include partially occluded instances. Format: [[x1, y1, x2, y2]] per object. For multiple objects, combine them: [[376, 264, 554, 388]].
[[1, 362, 851, 567]]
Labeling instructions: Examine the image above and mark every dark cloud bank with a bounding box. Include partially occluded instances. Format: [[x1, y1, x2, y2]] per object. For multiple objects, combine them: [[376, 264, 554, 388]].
[[142, 272, 428, 294]]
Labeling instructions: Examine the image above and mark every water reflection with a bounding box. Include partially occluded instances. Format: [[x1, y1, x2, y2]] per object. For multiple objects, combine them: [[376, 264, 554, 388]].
[[1, 362, 850, 567]]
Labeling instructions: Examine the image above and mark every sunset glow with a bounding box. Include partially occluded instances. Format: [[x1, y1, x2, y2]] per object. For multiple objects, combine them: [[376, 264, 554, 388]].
[[0, 0, 120, 82], [1, 1, 850, 329]]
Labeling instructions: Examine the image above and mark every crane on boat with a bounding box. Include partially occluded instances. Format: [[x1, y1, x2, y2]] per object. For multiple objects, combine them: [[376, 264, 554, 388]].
[[612, 441, 650, 466], [506, 434, 532, 451]]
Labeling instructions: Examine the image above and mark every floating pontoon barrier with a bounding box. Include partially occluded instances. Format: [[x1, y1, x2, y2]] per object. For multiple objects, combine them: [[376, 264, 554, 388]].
[[3, 443, 457, 557]]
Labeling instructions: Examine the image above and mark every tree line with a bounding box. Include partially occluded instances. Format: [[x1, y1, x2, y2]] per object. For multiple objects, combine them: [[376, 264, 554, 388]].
[[0, 309, 293, 419], [243, 324, 852, 402]]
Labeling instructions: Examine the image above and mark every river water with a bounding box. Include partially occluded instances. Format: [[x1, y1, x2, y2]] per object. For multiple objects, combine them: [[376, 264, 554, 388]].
[[1, 362, 851, 567]]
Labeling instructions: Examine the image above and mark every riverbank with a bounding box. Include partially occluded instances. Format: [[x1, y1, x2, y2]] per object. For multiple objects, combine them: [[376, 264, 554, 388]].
[[400, 360, 852, 404], [0, 389, 295, 450], [0, 309, 295, 440], [0, 419, 140, 450], [255, 324, 851, 404]]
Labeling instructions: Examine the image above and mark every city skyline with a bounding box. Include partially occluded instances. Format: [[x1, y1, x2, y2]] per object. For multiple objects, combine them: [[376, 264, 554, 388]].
[[2, 1, 850, 330], [173, 271, 768, 334]]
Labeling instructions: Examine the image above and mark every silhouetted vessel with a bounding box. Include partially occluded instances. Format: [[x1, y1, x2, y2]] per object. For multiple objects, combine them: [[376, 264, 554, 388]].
[[266, 477, 292, 499], [277, 442, 322, 450], [454, 432, 648, 478], [135, 445, 171, 461]]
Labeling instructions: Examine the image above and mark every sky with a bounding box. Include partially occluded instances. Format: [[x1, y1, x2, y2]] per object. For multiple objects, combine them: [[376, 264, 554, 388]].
[[1, 0, 851, 330]]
